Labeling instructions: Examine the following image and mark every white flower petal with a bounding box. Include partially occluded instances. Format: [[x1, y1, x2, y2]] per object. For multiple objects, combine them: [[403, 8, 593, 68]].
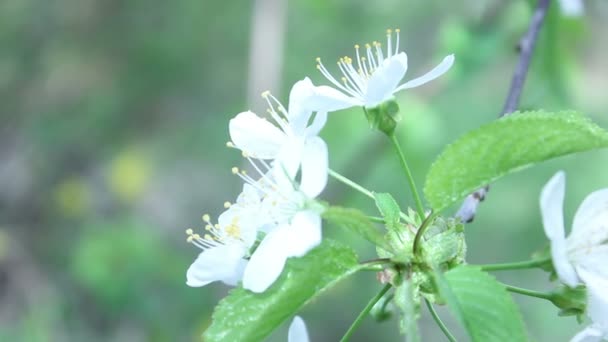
[[305, 111, 328, 138], [552, 236, 580, 287], [288, 78, 316, 133], [274, 137, 304, 184], [229, 111, 287, 159], [285, 210, 322, 258], [540, 171, 567, 241], [186, 244, 247, 287], [300, 137, 328, 198], [364, 52, 408, 107], [394, 54, 454, 92], [571, 245, 608, 279], [570, 325, 604, 342], [559, 0, 584, 17], [577, 268, 608, 331], [242, 225, 291, 293], [288, 316, 310, 342], [569, 188, 608, 251], [308, 85, 362, 112]]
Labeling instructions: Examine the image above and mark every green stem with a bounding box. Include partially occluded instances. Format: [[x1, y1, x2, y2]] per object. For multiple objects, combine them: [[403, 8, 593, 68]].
[[340, 284, 392, 342], [504, 284, 554, 301], [425, 299, 457, 342], [328, 168, 374, 200], [478, 257, 551, 272], [366, 216, 386, 224], [388, 134, 425, 218]]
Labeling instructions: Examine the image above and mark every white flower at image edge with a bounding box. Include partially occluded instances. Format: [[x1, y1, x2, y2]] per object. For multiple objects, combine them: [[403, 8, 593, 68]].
[[540, 171, 608, 341], [288, 316, 310, 342], [558, 0, 584, 17], [229, 78, 328, 197], [312, 29, 454, 110], [185, 184, 263, 287]]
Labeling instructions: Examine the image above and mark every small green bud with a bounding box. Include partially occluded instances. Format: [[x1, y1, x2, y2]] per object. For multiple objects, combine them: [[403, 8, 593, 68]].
[[420, 217, 467, 268], [549, 285, 587, 317], [363, 100, 401, 136]]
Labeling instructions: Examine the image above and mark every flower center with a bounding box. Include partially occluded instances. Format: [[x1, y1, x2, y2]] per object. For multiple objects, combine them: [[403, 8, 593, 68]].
[[316, 29, 401, 100]]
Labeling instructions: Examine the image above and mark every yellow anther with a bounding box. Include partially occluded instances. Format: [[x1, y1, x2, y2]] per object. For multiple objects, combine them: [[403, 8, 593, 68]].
[[316, 65, 321, 69], [231, 167, 239, 174], [185, 228, 194, 235], [315, 57, 321, 62], [365, 43, 371, 49], [242, 151, 250, 158], [202, 214, 211, 222], [395, 28, 400, 33], [187, 236, 194, 243], [214, 224, 220, 229], [204, 233, 212, 240], [225, 224, 241, 238], [224, 201, 231, 208], [387, 29, 392, 34], [354, 44, 360, 49], [261, 90, 270, 98], [205, 224, 213, 230], [240, 170, 247, 175], [226, 141, 235, 148]]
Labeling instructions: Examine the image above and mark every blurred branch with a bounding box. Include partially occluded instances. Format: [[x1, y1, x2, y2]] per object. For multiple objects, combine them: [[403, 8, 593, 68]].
[[456, 0, 551, 223]]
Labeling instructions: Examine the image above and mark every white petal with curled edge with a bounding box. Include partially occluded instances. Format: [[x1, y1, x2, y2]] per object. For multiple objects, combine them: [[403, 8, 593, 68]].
[[288, 316, 310, 342], [300, 137, 328, 199], [308, 85, 362, 112], [570, 325, 604, 342], [305, 111, 328, 138], [540, 171, 566, 241], [285, 210, 322, 258], [577, 267, 608, 331], [229, 111, 287, 159], [364, 52, 408, 108], [242, 225, 291, 293], [569, 188, 608, 251], [186, 244, 247, 287], [394, 54, 455, 92], [288, 78, 315, 132]]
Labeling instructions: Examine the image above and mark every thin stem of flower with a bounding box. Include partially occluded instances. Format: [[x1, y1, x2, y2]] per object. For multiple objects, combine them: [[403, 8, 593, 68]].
[[339, 284, 392, 342], [478, 257, 551, 272], [328, 168, 374, 200], [425, 299, 457, 342], [388, 134, 425, 218], [503, 284, 554, 301], [366, 216, 386, 223]]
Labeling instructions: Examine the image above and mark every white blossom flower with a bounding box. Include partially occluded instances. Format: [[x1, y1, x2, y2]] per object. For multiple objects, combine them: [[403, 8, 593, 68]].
[[185, 183, 264, 287], [232, 158, 326, 293], [229, 78, 328, 196], [312, 29, 454, 110], [540, 171, 608, 341], [288, 316, 310, 342], [540, 171, 608, 287], [558, 0, 584, 17]]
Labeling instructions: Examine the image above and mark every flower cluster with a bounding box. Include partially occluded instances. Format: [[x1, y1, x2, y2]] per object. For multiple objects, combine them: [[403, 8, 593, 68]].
[[185, 29, 454, 294], [540, 171, 608, 341]]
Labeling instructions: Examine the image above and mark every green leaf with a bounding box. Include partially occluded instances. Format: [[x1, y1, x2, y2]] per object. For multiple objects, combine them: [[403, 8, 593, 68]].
[[435, 266, 528, 342], [374, 192, 401, 231], [204, 240, 360, 342], [424, 111, 608, 211], [323, 206, 389, 250]]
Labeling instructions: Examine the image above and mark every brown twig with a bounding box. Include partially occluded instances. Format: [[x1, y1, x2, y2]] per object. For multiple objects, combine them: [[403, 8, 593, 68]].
[[455, 0, 552, 223]]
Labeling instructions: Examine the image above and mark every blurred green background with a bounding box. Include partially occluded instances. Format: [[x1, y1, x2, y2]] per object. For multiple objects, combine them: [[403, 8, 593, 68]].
[[1, 0, 607, 341]]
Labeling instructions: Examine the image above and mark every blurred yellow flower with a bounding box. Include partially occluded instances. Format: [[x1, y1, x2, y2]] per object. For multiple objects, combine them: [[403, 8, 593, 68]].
[[53, 178, 90, 217], [109, 149, 150, 203]]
